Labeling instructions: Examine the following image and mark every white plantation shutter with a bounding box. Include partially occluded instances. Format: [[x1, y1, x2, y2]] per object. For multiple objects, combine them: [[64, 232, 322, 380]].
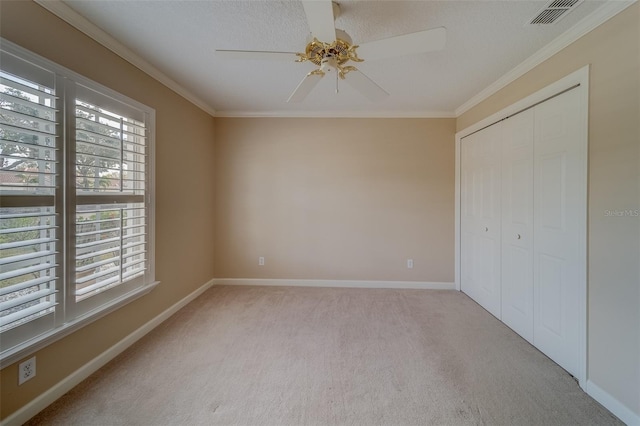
[[72, 88, 149, 308], [0, 51, 61, 348], [0, 40, 155, 363]]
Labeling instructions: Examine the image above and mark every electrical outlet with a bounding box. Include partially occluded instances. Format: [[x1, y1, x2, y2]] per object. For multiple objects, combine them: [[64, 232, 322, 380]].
[[258, 256, 265, 266], [407, 259, 414, 269], [18, 356, 36, 385]]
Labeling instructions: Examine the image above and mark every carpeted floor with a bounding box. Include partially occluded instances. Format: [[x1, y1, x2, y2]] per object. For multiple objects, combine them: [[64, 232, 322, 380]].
[[27, 285, 621, 425]]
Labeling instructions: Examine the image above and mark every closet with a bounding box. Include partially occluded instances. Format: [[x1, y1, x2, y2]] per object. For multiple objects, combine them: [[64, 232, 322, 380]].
[[460, 86, 585, 378]]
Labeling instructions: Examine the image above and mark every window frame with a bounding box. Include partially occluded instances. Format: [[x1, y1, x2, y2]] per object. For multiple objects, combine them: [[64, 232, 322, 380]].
[[0, 39, 158, 368]]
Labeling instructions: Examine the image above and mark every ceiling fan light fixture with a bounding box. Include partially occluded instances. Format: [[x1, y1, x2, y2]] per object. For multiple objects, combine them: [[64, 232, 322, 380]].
[[297, 37, 363, 67], [320, 56, 338, 72]]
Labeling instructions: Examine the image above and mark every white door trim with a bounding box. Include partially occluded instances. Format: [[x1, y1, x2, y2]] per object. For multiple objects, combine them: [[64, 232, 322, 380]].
[[454, 65, 589, 388]]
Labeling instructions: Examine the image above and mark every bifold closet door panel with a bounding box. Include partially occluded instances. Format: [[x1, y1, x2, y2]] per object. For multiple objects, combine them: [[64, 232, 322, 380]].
[[533, 88, 582, 377], [460, 123, 502, 318], [501, 109, 535, 343], [460, 132, 479, 301]]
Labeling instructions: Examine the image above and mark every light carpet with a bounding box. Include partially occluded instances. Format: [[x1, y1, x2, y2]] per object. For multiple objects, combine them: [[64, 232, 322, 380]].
[[26, 285, 621, 425]]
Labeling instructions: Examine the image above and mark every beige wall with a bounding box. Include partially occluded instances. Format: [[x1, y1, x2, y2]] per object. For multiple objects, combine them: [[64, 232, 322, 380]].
[[0, 1, 216, 420], [214, 118, 456, 282], [458, 3, 640, 416]]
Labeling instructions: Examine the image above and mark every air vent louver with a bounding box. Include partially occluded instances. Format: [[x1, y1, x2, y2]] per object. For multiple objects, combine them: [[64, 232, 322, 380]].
[[548, 0, 580, 9], [529, 0, 583, 25]]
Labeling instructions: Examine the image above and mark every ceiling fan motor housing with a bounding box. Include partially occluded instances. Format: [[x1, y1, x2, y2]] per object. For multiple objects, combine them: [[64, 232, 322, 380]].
[[304, 29, 357, 66]]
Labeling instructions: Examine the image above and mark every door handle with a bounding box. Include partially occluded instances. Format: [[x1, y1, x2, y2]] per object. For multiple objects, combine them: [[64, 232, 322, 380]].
[[517, 234, 521, 240]]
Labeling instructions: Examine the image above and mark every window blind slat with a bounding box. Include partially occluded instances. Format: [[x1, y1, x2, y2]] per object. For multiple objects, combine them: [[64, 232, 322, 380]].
[[122, 240, 145, 251], [76, 227, 120, 238], [74, 149, 120, 164], [0, 301, 56, 328], [74, 169, 123, 180], [75, 175, 145, 184], [76, 187, 146, 194], [0, 139, 57, 158], [0, 211, 56, 219], [75, 196, 144, 207], [0, 250, 57, 266], [76, 255, 119, 273], [1, 184, 57, 191], [0, 106, 57, 125], [0, 236, 56, 251], [0, 195, 55, 207], [0, 118, 56, 139], [122, 258, 145, 269], [75, 275, 120, 297], [0, 138, 57, 152], [0, 122, 57, 138], [122, 232, 146, 242], [0, 261, 57, 281], [0, 170, 57, 179], [0, 224, 56, 234], [76, 136, 122, 155], [76, 105, 146, 133], [122, 250, 146, 261], [75, 124, 121, 146], [74, 168, 139, 179], [75, 235, 120, 249], [75, 264, 120, 285], [0, 275, 57, 297], [122, 268, 146, 280], [76, 117, 146, 141], [1, 151, 58, 164], [75, 245, 119, 261], [72, 150, 146, 165], [122, 224, 145, 232], [0, 92, 57, 116], [0, 76, 56, 100], [0, 288, 57, 313], [76, 216, 121, 226], [76, 116, 146, 142]]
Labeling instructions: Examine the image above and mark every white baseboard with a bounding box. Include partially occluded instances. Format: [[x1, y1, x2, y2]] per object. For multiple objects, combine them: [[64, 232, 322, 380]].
[[213, 278, 455, 290], [1, 278, 216, 426], [586, 380, 640, 426]]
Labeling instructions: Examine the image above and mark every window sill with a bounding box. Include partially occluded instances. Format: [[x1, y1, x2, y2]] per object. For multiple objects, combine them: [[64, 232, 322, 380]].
[[0, 281, 160, 369]]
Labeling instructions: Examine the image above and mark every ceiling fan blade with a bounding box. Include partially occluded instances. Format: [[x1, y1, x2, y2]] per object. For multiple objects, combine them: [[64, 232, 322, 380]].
[[216, 50, 300, 61], [356, 27, 446, 61], [301, 0, 336, 42], [344, 69, 389, 102], [287, 71, 324, 102]]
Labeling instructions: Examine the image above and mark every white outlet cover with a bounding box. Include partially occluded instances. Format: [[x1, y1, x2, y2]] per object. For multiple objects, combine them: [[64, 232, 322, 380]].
[[18, 356, 36, 385]]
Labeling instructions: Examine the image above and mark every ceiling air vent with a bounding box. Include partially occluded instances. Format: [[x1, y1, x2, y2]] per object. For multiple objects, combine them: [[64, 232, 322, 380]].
[[529, 0, 583, 25]]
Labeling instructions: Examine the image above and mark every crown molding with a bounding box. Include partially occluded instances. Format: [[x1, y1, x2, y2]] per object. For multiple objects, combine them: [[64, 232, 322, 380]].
[[33, 0, 217, 117], [454, 0, 637, 117], [214, 110, 456, 118]]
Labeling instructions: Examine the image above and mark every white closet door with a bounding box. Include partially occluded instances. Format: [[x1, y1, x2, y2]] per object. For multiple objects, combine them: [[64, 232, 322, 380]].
[[533, 88, 582, 377], [461, 123, 502, 318], [501, 109, 535, 343], [460, 132, 479, 301]]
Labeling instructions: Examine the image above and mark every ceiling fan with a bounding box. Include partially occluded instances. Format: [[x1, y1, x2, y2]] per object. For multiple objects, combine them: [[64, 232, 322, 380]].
[[216, 1, 446, 103]]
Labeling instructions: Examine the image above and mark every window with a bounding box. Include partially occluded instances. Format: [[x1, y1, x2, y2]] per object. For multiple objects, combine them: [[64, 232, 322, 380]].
[[0, 40, 156, 363]]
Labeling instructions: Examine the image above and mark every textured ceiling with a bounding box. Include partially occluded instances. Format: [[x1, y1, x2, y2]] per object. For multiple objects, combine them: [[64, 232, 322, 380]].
[[61, 0, 612, 116]]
